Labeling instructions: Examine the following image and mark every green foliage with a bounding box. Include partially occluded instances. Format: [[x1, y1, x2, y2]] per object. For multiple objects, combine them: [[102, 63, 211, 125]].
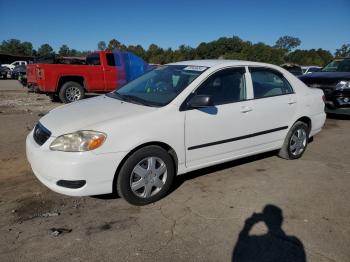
[[275, 36, 301, 52], [37, 43, 54, 56], [58, 44, 70, 56], [287, 49, 333, 66], [0, 39, 33, 56], [0, 37, 340, 67], [58, 45, 84, 57], [107, 39, 126, 51], [97, 41, 106, 51], [335, 44, 350, 58]]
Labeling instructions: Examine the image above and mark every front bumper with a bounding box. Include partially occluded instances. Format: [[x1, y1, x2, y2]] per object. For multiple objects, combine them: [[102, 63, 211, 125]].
[[321, 87, 350, 109], [26, 130, 126, 196], [325, 107, 350, 115]]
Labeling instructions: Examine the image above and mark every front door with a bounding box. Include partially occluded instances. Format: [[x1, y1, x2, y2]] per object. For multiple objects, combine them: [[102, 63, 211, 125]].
[[185, 67, 255, 168]]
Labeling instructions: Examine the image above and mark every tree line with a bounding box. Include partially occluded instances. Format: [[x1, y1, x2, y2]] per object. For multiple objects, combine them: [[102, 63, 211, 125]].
[[1, 36, 349, 66]]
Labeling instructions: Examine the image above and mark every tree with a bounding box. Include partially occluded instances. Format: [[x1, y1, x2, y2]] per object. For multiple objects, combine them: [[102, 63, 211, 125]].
[[335, 44, 350, 58], [21, 42, 33, 56], [0, 39, 33, 56], [275, 36, 301, 52], [107, 38, 125, 51], [287, 48, 333, 66], [37, 43, 54, 56], [97, 41, 106, 51], [126, 44, 146, 59], [58, 44, 70, 56]]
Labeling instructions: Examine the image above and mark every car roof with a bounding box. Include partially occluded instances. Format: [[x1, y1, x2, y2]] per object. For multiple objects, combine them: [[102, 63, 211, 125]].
[[167, 59, 276, 68]]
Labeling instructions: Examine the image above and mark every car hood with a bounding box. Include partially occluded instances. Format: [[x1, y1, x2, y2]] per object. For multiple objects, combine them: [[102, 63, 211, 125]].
[[39, 95, 157, 136], [299, 72, 350, 85]]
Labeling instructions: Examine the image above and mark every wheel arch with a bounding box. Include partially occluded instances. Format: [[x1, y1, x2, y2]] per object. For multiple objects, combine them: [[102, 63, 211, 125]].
[[57, 76, 85, 92], [295, 116, 312, 132], [112, 141, 179, 193]]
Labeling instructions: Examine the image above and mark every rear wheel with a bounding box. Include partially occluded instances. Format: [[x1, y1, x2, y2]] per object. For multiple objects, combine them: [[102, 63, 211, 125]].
[[116, 146, 175, 205], [278, 121, 309, 160], [59, 81, 85, 103]]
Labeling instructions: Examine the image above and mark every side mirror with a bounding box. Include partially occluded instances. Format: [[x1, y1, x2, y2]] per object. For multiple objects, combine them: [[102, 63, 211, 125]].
[[187, 95, 213, 108]]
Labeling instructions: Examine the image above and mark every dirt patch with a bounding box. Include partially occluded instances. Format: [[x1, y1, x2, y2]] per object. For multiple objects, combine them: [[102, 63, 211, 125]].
[[86, 217, 138, 235]]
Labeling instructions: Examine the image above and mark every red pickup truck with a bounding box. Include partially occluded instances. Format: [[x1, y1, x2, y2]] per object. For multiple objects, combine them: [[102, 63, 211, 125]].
[[27, 51, 149, 103]]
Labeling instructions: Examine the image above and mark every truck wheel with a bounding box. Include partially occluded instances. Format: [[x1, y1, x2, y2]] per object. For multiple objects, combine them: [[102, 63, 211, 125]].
[[59, 81, 85, 103]]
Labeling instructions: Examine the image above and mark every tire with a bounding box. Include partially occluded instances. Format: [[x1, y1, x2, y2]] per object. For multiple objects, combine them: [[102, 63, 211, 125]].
[[278, 121, 309, 160], [58, 81, 85, 103], [117, 145, 175, 205]]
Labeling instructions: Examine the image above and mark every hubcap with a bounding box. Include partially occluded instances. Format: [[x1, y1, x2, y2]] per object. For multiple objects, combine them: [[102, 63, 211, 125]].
[[289, 128, 307, 156], [130, 157, 167, 198], [66, 86, 81, 102]]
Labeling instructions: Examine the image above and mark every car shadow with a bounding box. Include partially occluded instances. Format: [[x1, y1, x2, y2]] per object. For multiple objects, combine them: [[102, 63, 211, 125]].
[[232, 205, 306, 262], [169, 150, 278, 195], [92, 150, 278, 200]]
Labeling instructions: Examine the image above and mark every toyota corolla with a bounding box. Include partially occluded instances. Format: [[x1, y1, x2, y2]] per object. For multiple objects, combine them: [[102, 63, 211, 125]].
[[26, 60, 326, 205]]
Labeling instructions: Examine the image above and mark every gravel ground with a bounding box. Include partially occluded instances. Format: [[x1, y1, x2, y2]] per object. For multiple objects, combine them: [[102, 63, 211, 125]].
[[0, 80, 350, 262]]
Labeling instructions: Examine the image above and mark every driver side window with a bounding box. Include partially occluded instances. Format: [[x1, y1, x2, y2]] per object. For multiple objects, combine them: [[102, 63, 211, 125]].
[[195, 68, 246, 106]]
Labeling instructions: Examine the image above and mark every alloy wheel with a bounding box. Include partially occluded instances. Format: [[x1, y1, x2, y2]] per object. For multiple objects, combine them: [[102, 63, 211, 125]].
[[130, 157, 167, 198], [289, 128, 307, 156]]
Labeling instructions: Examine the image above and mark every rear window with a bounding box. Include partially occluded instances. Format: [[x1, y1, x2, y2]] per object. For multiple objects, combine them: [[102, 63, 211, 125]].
[[106, 53, 121, 66], [250, 68, 293, 98], [86, 54, 101, 65]]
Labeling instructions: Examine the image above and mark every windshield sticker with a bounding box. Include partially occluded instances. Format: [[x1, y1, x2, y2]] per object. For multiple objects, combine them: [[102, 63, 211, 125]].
[[183, 66, 208, 72]]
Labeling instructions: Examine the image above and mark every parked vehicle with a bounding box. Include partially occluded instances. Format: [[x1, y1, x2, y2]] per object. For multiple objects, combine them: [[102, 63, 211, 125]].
[[280, 63, 303, 76], [1, 60, 27, 70], [299, 58, 350, 115], [0, 65, 10, 79], [26, 60, 326, 205], [301, 66, 321, 75], [26, 50, 150, 103], [10, 64, 26, 79]]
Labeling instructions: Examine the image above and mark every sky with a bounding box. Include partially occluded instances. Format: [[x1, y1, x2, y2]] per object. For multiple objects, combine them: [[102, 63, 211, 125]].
[[0, 0, 349, 53]]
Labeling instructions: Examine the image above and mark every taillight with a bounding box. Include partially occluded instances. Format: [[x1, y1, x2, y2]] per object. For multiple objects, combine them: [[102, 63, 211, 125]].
[[36, 68, 45, 80], [322, 95, 325, 102]]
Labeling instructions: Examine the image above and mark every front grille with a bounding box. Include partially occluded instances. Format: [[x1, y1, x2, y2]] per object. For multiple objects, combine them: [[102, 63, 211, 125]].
[[33, 123, 51, 146]]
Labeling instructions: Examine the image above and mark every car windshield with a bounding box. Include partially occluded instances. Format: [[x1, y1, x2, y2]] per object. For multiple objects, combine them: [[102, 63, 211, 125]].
[[322, 59, 350, 72], [107, 65, 208, 107]]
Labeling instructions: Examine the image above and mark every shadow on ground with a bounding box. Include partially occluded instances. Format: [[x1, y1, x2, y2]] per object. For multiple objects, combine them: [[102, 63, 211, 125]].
[[93, 150, 278, 200], [171, 150, 278, 194], [232, 205, 306, 262]]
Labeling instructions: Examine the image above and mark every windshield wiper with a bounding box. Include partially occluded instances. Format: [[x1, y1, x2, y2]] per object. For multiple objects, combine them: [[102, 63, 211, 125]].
[[122, 94, 160, 107], [107, 92, 157, 107]]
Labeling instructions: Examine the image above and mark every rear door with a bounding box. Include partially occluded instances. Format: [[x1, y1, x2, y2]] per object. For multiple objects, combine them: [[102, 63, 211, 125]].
[[247, 67, 297, 145], [85, 53, 105, 91], [103, 53, 118, 91]]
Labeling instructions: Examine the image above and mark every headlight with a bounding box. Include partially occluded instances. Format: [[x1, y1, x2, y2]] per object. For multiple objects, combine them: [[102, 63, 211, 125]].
[[50, 131, 106, 152], [336, 81, 350, 90]]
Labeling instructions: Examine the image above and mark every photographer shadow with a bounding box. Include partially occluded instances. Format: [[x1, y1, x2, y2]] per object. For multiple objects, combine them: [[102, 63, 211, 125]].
[[232, 205, 306, 262]]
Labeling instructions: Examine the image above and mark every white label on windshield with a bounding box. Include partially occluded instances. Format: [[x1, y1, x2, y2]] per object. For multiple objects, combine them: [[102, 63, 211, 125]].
[[184, 66, 208, 71]]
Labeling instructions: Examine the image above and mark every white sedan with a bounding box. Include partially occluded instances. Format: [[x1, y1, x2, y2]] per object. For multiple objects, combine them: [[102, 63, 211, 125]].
[[26, 60, 326, 205]]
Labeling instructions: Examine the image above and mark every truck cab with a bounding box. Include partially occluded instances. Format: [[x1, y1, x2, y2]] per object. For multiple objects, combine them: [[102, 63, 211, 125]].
[[26, 51, 149, 103]]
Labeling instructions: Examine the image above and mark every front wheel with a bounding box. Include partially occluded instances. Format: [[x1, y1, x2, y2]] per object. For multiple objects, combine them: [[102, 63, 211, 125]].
[[278, 121, 309, 160], [59, 81, 85, 103], [116, 146, 175, 205]]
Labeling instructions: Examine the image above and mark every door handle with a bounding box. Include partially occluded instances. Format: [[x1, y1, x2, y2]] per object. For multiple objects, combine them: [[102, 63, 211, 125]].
[[288, 100, 297, 105], [240, 106, 253, 113]]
